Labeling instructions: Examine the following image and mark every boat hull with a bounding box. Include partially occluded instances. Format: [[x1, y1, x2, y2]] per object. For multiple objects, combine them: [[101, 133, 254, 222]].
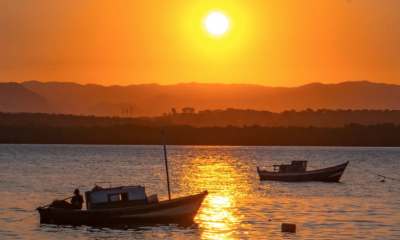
[[37, 191, 208, 226], [257, 162, 349, 182]]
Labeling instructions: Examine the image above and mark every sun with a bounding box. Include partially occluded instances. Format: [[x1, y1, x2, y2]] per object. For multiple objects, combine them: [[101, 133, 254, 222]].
[[204, 12, 229, 36]]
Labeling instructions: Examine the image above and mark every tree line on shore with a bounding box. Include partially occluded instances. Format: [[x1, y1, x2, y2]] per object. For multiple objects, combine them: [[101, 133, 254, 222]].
[[3, 109, 400, 128], [1, 123, 400, 146], [158, 108, 400, 127], [0, 112, 168, 127]]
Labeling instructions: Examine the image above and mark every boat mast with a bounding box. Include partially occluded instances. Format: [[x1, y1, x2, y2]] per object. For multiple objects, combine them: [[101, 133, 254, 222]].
[[162, 131, 171, 200]]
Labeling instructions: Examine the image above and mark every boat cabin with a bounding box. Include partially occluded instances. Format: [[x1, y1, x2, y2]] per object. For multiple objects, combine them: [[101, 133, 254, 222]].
[[85, 182, 158, 210], [273, 160, 308, 173]]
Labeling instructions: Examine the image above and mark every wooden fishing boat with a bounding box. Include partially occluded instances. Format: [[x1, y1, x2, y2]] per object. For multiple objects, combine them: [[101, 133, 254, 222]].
[[36, 184, 208, 226], [257, 161, 349, 182], [36, 132, 208, 226]]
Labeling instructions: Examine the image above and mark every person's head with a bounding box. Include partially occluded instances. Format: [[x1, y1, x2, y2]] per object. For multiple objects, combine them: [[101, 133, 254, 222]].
[[73, 189, 80, 195]]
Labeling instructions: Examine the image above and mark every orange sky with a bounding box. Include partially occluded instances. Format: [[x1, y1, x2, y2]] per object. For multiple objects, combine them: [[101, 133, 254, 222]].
[[0, 0, 399, 87]]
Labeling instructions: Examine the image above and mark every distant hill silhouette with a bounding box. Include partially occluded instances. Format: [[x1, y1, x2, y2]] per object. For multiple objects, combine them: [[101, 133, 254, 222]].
[[0, 82, 56, 113], [7, 80, 400, 117]]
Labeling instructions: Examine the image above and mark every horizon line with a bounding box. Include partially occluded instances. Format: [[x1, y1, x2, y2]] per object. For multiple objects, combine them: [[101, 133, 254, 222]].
[[2, 79, 396, 88]]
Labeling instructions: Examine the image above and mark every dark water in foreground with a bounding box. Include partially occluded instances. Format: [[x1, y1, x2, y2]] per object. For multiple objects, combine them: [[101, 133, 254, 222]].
[[0, 145, 399, 239]]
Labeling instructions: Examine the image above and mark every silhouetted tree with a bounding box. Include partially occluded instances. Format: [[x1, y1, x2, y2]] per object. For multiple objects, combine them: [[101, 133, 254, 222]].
[[182, 107, 195, 113]]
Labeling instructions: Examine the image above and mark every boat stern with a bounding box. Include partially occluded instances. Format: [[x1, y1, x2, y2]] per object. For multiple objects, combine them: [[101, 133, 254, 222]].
[[36, 207, 51, 224]]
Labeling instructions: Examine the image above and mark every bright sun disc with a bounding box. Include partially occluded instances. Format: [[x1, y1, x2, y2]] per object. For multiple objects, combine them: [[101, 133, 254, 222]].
[[205, 12, 229, 35]]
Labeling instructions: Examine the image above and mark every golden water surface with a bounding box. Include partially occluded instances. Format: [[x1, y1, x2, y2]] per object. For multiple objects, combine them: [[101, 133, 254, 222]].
[[0, 145, 399, 239]]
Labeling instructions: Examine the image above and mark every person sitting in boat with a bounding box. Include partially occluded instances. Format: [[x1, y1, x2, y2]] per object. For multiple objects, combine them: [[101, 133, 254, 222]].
[[71, 189, 84, 210]]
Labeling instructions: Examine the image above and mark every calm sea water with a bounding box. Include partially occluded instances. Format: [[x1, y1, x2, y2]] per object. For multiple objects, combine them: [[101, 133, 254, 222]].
[[0, 144, 399, 239]]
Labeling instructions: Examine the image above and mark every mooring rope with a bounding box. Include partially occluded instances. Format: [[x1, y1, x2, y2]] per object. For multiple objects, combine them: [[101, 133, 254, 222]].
[[18, 212, 39, 221], [352, 165, 400, 182]]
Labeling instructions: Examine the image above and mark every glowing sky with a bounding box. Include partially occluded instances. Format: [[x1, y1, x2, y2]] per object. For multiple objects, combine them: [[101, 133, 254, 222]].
[[0, 0, 399, 86]]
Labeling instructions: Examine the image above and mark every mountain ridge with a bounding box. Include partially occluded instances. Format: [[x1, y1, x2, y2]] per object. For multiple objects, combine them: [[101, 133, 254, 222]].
[[0, 80, 395, 117], [0, 82, 56, 113]]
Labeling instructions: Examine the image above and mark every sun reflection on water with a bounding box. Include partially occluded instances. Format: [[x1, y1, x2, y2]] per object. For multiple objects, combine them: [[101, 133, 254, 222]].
[[197, 195, 240, 239], [174, 149, 255, 239]]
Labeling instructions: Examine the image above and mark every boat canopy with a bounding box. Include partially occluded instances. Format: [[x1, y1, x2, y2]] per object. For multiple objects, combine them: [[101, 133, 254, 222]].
[[273, 160, 308, 173], [85, 183, 148, 210]]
